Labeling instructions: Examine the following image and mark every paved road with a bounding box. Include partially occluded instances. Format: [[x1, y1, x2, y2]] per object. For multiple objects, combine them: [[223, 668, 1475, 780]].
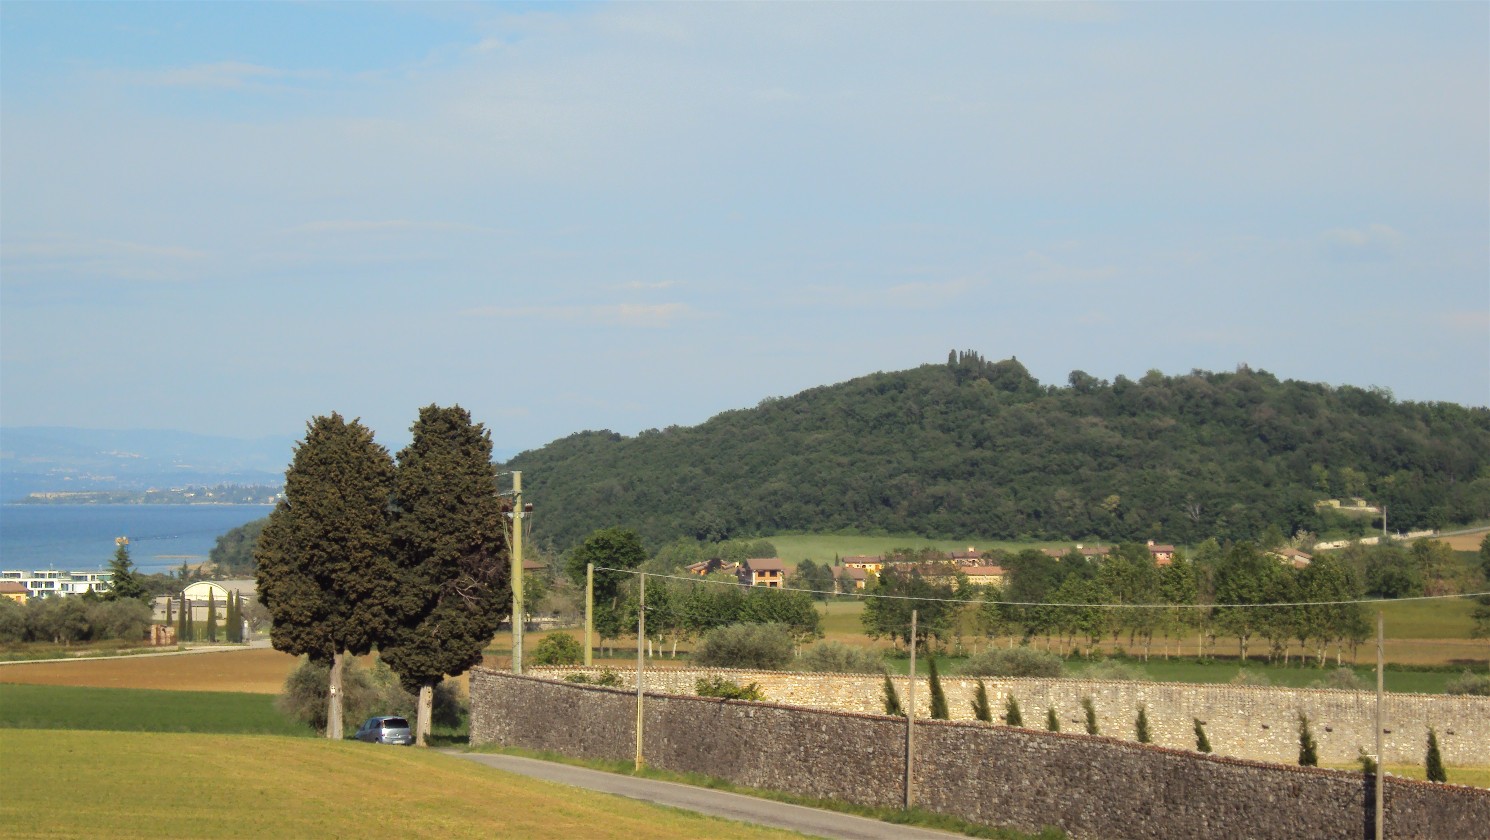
[[444, 751, 967, 840]]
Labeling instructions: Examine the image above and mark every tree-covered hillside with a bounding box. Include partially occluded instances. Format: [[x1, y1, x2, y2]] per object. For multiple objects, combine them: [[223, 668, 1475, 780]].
[[508, 353, 1490, 552]]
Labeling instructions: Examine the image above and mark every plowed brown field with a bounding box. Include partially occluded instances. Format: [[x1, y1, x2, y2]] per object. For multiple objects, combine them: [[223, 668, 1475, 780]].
[[0, 648, 299, 693]]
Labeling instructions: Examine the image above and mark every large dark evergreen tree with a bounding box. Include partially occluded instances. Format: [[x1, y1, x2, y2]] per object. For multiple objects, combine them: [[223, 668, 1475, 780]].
[[255, 413, 398, 739], [379, 405, 510, 746], [105, 542, 147, 602]]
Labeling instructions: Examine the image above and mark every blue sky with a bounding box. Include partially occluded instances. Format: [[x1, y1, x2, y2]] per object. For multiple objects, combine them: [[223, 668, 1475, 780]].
[[3, 2, 1486, 454]]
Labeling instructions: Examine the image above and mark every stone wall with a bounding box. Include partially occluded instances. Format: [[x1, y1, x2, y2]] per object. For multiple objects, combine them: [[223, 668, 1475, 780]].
[[528, 666, 1490, 766], [471, 669, 1490, 840]]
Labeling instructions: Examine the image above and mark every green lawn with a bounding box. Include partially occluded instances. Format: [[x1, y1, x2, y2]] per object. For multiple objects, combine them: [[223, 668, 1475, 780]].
[[769, 533, 1048, 567], [0, 683, 314, 736], [0, 730, 808, 840]]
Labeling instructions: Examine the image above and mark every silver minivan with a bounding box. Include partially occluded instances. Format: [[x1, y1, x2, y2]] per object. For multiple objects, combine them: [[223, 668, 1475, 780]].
[[352, 715, 414, 745]]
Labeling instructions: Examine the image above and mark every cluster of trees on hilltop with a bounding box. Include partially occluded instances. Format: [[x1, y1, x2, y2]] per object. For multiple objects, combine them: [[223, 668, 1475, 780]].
[[509, 353, 1490, 552]]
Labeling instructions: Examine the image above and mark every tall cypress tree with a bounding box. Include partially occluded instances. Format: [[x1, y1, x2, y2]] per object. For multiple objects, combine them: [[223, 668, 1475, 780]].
[[882, 674, 904, 716], [927, 656, 949, 720], [1046, 707, 1060, 732], [1194, 718, 1212, 752], [206, 589, 218, 643], [971, 680, 992, 722], [225, 592, 239, 643], [1004, 693, 1023, 727], [1298, 712, 1319, 766], [379, 405, 509, 746], [1136, 705, 1151, 743], [1426, 728, 1447, 782], [175, 595, 186, 642], [1082, 696, 1099, 734], [255, 413, 398, 740]]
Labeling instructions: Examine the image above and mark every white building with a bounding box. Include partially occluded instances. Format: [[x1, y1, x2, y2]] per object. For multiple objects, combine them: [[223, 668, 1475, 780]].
[[0, 569, 113, 598]]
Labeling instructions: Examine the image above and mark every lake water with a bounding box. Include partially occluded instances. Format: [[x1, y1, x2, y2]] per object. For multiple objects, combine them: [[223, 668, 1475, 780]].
[[0, 504, 272, 574]]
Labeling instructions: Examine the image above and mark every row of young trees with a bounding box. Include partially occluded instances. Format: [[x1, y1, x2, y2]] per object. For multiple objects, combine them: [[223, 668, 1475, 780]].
[[255, 406, 510, 743], [853, 538, 1484, 665]]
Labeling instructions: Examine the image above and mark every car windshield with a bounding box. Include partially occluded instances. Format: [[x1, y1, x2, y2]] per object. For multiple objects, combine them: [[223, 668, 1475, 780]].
[[382, 718, 409, 729]]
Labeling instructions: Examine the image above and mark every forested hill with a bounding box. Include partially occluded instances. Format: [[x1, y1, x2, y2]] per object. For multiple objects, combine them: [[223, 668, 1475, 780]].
[[508, 353, 1490, 552]]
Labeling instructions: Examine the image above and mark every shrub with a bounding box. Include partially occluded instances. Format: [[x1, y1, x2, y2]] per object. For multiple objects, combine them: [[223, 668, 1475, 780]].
[[1080, 660, 1149, 682], [694, 623, 794, 670], [1357, 747, 1377, 774], [1230, 669, 1271, 686], [959, 646, 1063, 678], [565, 667, 623, 687], [1135, 706, 1150, 743], [1426, 728, 1447, 783], [927, 657, 949, 720], [1444, 670, 1490, 696], [695, 676, 765, 701], [883, 674, 904, 717], [1309, 667, 1366, 691], [1045, 707, 1060, 732], [84, 599, 152, 642], [1194, 718, 1212, 753], [1003, 693, 1023, 727], [1081, 696, 1099, 735], [971, 681, 992, 722], [795, 641, 884, 673], [1297, 712, 1318, 766], [530, 633, 584, 666], [0, 599, 28, 643]]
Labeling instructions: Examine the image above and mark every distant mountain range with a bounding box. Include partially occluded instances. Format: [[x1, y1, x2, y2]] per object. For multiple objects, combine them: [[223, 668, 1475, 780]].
[[0, 427, 295, 502]]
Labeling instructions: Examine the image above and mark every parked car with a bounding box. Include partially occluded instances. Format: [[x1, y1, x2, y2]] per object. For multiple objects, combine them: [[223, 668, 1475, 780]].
[[352, 715, 413, 745]]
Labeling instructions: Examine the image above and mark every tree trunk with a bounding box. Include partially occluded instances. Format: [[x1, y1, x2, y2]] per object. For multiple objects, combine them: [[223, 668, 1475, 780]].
[[416, 683, 434, 746], [327, 650, 345, 740]]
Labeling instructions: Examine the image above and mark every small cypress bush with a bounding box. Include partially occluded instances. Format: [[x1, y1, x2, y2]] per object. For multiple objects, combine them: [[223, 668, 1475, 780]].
[[882, 674, 905, 717], [1297, 712, 1318, 767], [530, 633, 584, 666], [1046, 706, 1060, 732], [1004, 693, 1023, 727], [1426, 728, 1447, 783], [927, 656, 949, 720], [971, 680, 992, 722], [1356, 748, 1377, 774], [695, 676, 765, 701], [1082, 696, 1099, 735], [1194, 718, 1212, 753], [1136, 705, 1151, 743]]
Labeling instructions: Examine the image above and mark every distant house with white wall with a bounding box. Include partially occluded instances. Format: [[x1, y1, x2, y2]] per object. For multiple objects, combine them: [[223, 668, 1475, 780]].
[[0, 568, 113, 598]]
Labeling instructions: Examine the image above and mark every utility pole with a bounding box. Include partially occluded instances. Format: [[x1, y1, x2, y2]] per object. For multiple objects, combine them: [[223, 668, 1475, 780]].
[[635, 572, 646, 771], [1375, 611, 1385, 840], [585, 562, 594, 666], [510, 471, 524, 675], [905, 609, 918, 810]]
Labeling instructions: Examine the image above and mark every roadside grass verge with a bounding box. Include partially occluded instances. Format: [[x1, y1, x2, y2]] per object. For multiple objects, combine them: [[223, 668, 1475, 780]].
[[0, 683, 312, 736], [466, 744, 1066, 840], [0, 730, 806, 840]]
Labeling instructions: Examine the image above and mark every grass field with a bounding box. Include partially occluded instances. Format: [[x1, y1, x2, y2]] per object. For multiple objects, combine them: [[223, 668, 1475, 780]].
[[0, 729, 808, 840], [769, 533, 1045, 565], [0, 683, 313, 736]]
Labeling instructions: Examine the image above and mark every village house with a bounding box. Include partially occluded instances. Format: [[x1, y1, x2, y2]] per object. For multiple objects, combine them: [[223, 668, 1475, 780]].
[[0, 581, 28, 603], [832, 565, 868, 592], [737, 557, 787, 588], [1269, 547, 1313, 569], [840, 555, 884, 573]]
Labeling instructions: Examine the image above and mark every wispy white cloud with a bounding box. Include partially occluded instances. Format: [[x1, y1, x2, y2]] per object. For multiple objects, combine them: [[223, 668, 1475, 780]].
[[1, 235, 207, 283], [1320, 224, 1402, 261], [287, 220, 487, 235], [461, 302, 693, 327], [1021, 251, 1117, 286], [615, 280, 680, 291]]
